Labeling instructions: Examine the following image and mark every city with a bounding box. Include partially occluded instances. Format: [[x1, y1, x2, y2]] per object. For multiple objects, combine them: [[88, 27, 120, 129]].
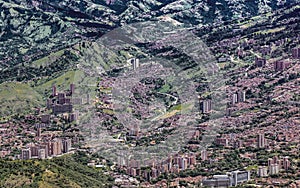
[[0, 1, 299, 188]]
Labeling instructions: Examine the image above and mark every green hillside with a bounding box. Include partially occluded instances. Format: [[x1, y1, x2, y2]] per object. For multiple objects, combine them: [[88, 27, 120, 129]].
[[0, 154, 114, 188], [0, 82, 43, 117]]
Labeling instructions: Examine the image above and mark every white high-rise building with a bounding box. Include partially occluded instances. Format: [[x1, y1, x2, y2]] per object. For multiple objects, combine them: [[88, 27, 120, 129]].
[[257, 166, 268, 177], [258, 133, 265, 148], [129, 58, 140, 70], [269, 164, 280, 175], [38, 149, 46, 159], [201, 150, 208, 161]]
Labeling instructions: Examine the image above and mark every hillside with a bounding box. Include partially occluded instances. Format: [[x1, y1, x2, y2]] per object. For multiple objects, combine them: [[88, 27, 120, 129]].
[[0, 0, 299, 68], [0, 82, 43, 117], [0, 153, 114, 188]]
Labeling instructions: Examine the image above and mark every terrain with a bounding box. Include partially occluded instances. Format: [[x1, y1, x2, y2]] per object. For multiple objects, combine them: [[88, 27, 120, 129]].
[[0, 0, 299, 187], [1, 0, 299, 67], [0, 152, 114, 188]]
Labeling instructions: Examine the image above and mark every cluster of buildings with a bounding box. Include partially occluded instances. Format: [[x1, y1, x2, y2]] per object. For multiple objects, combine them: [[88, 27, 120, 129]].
[[231, 91, 246, 105], [200, 90, 246, 114], [46, 84, 81, 120], [214, 133, 273, 149], [254, 47, 300, 72], [106, 15, 300, 187], [255, 56, 293, 71], [128, 58, 140, 70], [0, 84, 82, 160], [21, 138, 72, 160], [119, 153, 197, 181], [103, 40, 299, 185], [96, 77, 114, 115], [274, 60, 291, 72], [214, 129, 296, 152], [258, 156, 291, 177]]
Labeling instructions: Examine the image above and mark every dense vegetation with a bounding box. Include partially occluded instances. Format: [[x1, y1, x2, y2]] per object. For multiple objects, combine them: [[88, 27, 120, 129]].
[[0, 153, 114, 188]]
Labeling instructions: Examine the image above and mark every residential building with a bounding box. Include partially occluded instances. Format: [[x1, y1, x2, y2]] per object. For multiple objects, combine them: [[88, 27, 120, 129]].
[[201, 150, 208, 161], [257, 166, 268, 177], [21, 148, 31, 160], [258, 133, 265, 148], [274, 61, 291, 71], [52, 85, 57, 96], [201, 99, 212, 113], [255, 57, 266, 67], [292, 47, 300, 59], [269, 164, 280, 175], [70, 83, 75, 95], [128, 58, 140, 70], [38, 149, 46, 159], [237, 91, 246, 102], [62, 139, 72, 153]]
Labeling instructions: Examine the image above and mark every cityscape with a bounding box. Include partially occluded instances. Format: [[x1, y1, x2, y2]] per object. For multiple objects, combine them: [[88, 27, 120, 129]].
[[0, 0, 300, 188]]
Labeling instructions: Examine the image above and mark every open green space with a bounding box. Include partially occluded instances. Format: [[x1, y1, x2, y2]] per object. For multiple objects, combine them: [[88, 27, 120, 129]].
[[0, 82, 43, 117]]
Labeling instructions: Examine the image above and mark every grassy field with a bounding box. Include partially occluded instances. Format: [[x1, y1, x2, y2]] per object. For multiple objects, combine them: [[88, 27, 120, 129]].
[[30, 49, 66, 68], [0, 82, 43, 117], [255, 26, 286, 35], [35, 70, 76, 95]]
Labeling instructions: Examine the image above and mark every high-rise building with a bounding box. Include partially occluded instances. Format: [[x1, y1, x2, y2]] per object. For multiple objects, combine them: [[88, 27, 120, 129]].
[[51, 139, 62, 156], [69, 111, 78, 122], [282, 156, 290, 171], [201, 150, 208, 161], [292, 48, 300, 59], [237, 91, 246, 103], [52, 85, 57, 96], [201, 100, 212, 113], [257, 166, 268, 177], [188, 153, 196, 165], [21, 148, 31, 160], [232, 94, 238, 105], [178, 158, 188, 170], [70, 84, 75, 95], [268, 158, 273, 167], [129, 58, 140, 70], [30, 146, 39, 157], [62, 139, 72, 153], [37, 127, 41, 137], [255, 57, 266, 67], [258, 133, 265, 148], [269, 164, 280, 175], [38, 149, 46, 159], [39, 144, 49, 158], [274, 61, 291, 71], [86, 93, 90, 104]]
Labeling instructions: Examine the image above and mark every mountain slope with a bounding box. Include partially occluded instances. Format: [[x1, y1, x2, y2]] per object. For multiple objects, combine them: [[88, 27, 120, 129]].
[[0, 0, 299, 69]]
